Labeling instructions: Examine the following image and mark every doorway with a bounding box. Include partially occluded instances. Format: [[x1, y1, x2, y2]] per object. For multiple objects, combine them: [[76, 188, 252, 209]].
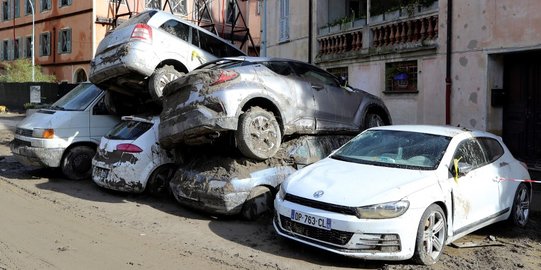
[[503, 51, 541, 170]]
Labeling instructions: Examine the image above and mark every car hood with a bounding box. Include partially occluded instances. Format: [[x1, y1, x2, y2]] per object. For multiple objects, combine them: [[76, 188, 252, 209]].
[[16, 110, 62, 130], [284, 157, 438, 207]]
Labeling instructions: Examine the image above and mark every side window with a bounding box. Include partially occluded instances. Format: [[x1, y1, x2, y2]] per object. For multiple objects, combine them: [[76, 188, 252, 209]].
[[160, 20, 190, 42], [191, 27, 199, 47], [262, 61, 294, 77], [477, 137, 504, 163], [291, 62, 339, 87], [198, 30, 240, 57], [452, 138, 487, 170], [93, 97, 111, 115]]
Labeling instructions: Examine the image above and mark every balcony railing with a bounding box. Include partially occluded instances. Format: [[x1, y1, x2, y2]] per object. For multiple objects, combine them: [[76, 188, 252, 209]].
[[317, 13, 439, 59]]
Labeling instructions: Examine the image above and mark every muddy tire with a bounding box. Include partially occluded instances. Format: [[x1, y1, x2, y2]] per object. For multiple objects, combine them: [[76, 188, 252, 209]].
[[508, 183, 530, 227], [148, 65, 184, 100], [235, 107, 281, 160], [146, 164, 176, 197], [240, 186, 273, 221], [61, 146, 96, 180], [412, 204, 446, 265], [363, 113, 386, 130]]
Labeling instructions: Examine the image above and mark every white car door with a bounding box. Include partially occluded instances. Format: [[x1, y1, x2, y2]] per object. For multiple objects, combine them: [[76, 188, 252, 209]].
[[450, 138, 501, 232]]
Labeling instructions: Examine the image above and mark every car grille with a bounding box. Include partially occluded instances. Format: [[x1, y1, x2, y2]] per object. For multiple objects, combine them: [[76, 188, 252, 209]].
[[15, 128, 33, 137], [284, 193, 358, 216], [279, 214, 354, 245]]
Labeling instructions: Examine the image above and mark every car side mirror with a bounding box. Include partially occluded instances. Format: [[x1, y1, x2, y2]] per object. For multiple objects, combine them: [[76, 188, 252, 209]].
[[450, 158, 473, 180]]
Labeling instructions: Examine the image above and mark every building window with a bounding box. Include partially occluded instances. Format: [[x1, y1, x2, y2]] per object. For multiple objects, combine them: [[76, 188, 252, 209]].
[[24, 36, 32, 58], [2, 0, 8, 21], [279, 0, 289, 42], [2, 40, 8, 60], [147, 0, 186, 15], [75, 68, 87, 82], [13, 38, 20, 59], [194, 0, 211, 21], [25, 0, 34, 15], [39, 32, 51, 56], [327, 67, 348, 82], [59, 0, 72, 7], [14, 0, 19, 17], [58, 28, 72, 54], [385, 60, 418, 93], [40, 0, 51, 11]]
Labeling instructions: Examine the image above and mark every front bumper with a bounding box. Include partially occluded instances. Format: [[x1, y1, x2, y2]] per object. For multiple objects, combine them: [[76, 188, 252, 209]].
[[273, 196, 424, 261], [9, 139, 64, 168]]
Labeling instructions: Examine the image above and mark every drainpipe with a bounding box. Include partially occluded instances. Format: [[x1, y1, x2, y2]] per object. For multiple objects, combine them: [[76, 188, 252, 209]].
[[445, 0, 453, 125], [308, 0, 312, 63], [261, 0, 267, 56]]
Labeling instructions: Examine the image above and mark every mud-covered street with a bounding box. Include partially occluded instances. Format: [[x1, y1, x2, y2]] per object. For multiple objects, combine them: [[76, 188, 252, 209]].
[[0, 113, 540, 270]]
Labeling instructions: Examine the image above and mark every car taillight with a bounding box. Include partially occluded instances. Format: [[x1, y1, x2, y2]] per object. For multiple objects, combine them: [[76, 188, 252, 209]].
[[210, 70, 239, 86], [131, 24, 152, 42], [116, 143, 143, 153]]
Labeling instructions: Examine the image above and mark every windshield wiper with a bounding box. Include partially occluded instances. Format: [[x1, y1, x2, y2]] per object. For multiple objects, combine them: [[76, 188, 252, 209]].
[[49, 105, 65, 111]]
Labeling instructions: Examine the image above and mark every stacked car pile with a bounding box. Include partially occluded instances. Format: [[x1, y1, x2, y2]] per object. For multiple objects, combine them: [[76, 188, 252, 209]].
[[9, 9, 534, 266]]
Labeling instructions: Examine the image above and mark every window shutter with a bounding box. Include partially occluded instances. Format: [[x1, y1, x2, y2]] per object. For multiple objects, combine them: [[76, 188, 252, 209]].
[[67, 29, 71, 53]]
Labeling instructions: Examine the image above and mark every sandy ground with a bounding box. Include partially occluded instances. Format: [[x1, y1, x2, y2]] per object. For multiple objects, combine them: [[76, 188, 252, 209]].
[[0, 113, 540, 270]]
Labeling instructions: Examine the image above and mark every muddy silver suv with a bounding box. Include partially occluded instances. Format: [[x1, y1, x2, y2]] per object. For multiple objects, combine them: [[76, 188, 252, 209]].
[[159, 57, 392, 160], [90, 9, 245, 100]]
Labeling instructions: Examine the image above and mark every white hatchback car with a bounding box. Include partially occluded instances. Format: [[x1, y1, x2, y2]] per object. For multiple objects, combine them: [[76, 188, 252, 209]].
[[274, 125, 531, 265], [92, 115, 176, 195]]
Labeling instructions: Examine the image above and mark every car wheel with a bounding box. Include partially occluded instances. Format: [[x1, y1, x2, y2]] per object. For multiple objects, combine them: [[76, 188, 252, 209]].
[[146, 164, 176, 197], [412, 204, 446, 265], [508, 183, 530, 227], [240, 186, 273, 221], [363, 113, 386, 129], [148, 65, 184, 100], [61, 146, 95, 180], [235, 106, 281, 160]]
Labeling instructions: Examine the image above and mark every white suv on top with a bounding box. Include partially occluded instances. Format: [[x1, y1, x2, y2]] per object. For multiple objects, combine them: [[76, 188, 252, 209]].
[[90, 9, 245, 100]]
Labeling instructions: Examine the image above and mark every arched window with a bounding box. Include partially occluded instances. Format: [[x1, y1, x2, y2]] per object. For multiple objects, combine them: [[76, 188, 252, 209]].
[[74, 68, 87, 82]]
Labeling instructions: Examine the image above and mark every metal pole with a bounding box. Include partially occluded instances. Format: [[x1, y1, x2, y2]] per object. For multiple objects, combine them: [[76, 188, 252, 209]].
[[29, 0, 35, 82]]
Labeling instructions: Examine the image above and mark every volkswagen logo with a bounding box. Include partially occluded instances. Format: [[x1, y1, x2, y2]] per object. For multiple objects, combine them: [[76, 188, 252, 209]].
[[313, 190, 324, 198]]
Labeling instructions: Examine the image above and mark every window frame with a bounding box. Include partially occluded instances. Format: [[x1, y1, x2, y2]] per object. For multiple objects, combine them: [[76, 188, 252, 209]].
[[40, 0, 51, 12], [24, 35, 32, 58], [58, 28, 72, 54], [13, 37, 21, 59], [59, 0, 72, 7], [1, 39, 8, 60], [39, 32, 51, 56], [2, 0, 9, 21], [385, 60, 419, 93], [25, 0, 34, 15]]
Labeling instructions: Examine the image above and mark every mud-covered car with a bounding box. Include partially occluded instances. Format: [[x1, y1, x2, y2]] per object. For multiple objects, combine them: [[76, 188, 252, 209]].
[[92, 115, 176, 195], [90, 9, 244, 100], [169, 135, 351, 220], [160, 57, 392, 160]]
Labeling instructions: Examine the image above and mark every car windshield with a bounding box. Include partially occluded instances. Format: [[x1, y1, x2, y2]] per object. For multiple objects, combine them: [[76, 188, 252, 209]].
[[49, 83, 102, 111], [116, 10, 157, 30], [331, 130, 451, 170], [106, 120, 153, 140]]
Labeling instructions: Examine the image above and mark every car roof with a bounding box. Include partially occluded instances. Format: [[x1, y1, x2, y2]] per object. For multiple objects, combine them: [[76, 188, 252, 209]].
[[368, 125, 499, 139]]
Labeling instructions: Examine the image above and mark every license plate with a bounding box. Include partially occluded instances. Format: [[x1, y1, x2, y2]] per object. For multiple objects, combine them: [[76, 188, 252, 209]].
[[291, 210, 331, 230], [94, 167, 109, 179]]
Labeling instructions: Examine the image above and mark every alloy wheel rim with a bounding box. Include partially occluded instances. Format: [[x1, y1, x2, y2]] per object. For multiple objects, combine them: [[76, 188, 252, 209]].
[[423, 211, 445, 260], [249, 115, 277, 151], [515, 187, 530, 226]]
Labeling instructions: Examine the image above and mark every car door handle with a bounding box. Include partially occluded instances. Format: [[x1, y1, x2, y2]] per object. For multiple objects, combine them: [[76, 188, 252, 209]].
[[311, 83, 324, 90]]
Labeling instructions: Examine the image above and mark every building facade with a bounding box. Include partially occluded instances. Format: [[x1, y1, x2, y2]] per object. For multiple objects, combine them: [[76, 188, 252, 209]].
[[264, 0, 541, 169], [0, 0, 261, 83]]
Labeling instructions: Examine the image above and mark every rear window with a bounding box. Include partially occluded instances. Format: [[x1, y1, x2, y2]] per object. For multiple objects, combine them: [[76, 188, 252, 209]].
[[105, 120, 153, 140], [116, 10, 157, 30]]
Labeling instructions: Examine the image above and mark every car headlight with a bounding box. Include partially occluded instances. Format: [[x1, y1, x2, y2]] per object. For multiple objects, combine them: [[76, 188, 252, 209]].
[[33, 128, 55, 139], [355, 200, 409, 219]]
